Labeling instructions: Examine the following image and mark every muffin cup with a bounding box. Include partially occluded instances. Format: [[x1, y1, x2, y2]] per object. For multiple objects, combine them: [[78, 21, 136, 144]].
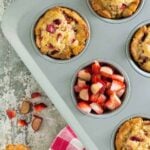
[[31, 5, 91, 64], [126, 20, 150, 77], [87, 0, 145, 24], [71, 59, 131, 118], [111, 114, 150, 150]]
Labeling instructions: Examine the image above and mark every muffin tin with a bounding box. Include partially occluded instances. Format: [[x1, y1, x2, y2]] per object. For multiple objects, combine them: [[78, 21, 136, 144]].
[[1, 0, 150, 149]]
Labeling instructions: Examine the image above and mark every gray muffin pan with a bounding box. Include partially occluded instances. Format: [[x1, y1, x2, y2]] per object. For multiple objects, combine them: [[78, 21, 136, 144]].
[[1, 0, 150, 149]]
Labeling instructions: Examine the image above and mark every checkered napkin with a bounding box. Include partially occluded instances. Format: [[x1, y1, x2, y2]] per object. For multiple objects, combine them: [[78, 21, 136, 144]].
[[50, 126, 85, 150]]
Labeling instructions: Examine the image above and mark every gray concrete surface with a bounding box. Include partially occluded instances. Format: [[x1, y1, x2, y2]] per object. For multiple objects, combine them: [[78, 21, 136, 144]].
[[0, 0, 66, 149]]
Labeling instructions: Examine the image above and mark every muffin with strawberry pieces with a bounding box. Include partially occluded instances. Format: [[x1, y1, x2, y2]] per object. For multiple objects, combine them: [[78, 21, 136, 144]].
[[115, 117, 150, 150], [73, 60, 127, 115], [6, 144, 30, 150], [90, 0, 141, 19], [130, 25, 150, 72], [34, 6, 89, 60]]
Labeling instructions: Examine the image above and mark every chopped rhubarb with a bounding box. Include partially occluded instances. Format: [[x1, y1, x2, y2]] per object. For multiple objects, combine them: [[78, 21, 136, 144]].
[[31, 92, 41, 99], [34, 103, 47, 112], [32, 115, 43, 131]]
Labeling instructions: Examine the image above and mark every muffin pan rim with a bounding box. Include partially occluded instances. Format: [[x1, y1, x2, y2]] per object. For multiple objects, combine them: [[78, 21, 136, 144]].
[[87, 0, 145, 24], [31, 4, 91, 64], [71, 59, 131, 118]]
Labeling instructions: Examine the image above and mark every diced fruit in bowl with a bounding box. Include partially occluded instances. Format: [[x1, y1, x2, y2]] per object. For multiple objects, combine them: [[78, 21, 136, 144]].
[[73, 60, 127, 115]]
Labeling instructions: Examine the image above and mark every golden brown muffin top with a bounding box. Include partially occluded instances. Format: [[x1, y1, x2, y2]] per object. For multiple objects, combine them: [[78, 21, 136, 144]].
[[130, 25, 150, 72], [34, 6, 89, 60], [90, 0, 141, 19], [115, 117, 150, 150], [5, 144, 30, 150]]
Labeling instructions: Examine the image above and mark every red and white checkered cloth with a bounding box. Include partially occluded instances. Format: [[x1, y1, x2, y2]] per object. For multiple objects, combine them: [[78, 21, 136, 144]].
[[50, 126, 85, 150]]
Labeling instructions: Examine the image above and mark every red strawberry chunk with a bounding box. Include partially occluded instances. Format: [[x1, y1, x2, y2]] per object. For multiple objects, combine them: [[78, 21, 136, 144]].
[[6, 109, 16, 120], [111, 74, 125, 82], [105, 93, 121, 110], [78, 70, 91, 81], [18, 119, 28, 127], [34, 103, 47, 112], [31, 92, 41, 99], [77, 102, 91, 113], [97, 94, 107, 104], [110, 80, 125, 92], [79, 89, 89, 101], [120, 3, 127, 10], [53, 19, 61, 25], [117, 88, 126, 97], [46, 24, 56, 33], [90, 103, 103, 114], [77, 79, 86, 88], [91, 82, 103, 94], [90, 93, 99, 102], [92, 74, 101, 83], [100, 66, 113, 77], [74, 85, 89, 93], [92, 60, 100, 74]]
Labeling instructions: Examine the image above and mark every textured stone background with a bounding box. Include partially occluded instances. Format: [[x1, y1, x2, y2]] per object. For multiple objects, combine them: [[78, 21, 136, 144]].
[[0, 0, 66, 149]]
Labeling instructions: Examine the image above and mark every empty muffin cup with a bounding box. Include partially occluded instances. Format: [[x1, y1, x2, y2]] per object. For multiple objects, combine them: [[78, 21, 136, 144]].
[[32, 6, 90, 63], [87, 0, 144, 24], [112, 115, 150, 150], [126, 20, 150, 77], [71, 60, 130, 118]]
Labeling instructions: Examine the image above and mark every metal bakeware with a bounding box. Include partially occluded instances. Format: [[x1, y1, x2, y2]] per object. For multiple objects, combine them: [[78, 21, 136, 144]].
[[1, 0, 150, 149]]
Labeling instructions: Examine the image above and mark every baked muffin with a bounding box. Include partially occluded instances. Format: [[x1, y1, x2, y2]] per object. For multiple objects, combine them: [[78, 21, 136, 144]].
[[6, 144, 30, 150], [115, 117, 150, 150], [34, 6, 89, 60], [130, 25, 150, 72], [90, 0, 141, 19]]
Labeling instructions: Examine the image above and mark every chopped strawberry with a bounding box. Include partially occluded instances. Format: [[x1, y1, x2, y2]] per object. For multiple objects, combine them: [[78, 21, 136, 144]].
[[18, 119, 28, 127], [79, 89, 89, 101], [92, 61, 100, 74], [106, 81, 111, 89], [120, 3, 127, 10], [77, 79, 86, 87], [74, 85, 89, 93], [90, 103, 103, 114], [34, 103, 47, 112], [117, 88, 126, 97], [31, 92, 41, 99], [97, 94, 107, 104], [90, 93, 99, 102], [92, 74, 101, 83], [100, 66, 113, 77], [46, 24, 56, 33], [77, 102, 91, 113], [53, 19, 61, 25], [78, 70, 91, 81], [91, 82, 103, 94], [105, 93, 121, 110], [6, 109, 16, 120], [110, 80, 125, 92], [111, 74, 125, 82]]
